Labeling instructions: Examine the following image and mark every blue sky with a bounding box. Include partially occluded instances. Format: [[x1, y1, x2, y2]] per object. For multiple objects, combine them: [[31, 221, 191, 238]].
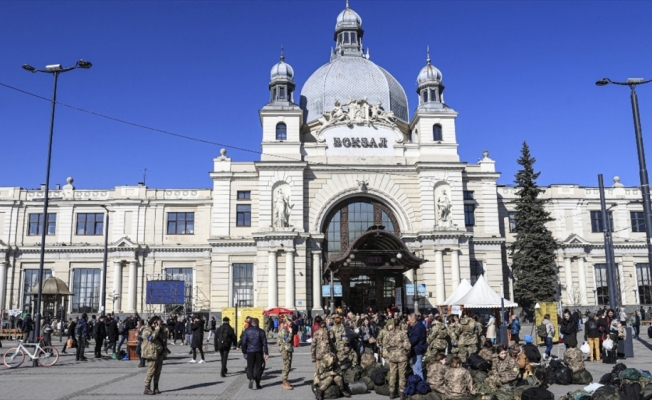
[[2, 1, 652, 190]]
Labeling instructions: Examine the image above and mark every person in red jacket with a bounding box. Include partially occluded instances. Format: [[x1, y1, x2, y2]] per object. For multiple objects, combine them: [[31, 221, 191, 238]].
[[311, 315, 322, 339]]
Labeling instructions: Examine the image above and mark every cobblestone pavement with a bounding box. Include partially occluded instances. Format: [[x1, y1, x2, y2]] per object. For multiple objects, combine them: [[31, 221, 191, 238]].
[[0, 335, 651, 400]]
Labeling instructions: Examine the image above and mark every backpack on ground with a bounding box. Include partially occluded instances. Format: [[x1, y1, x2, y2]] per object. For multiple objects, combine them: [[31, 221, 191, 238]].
[[619, 368, 641, 382], [537, 323, 548, 339], [323, 384, 342, 399], [591, 385, 621, 400], [468, 353, 491, 372], [217, 327, 230, 351], [416, 380, 430, 395], [521, 387, 555, 400], [343, 365, 363, 384], [572, 369, 593, 385], [620, 382, 642, 400], [555, 366, 573, 385], [370, 367, 389, 386]]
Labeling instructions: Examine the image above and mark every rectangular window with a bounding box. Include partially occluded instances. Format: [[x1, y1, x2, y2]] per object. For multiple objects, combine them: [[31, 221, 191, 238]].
[[350, 32, 357, 43], [279, 87, 285, 100], [470, 261, 483, 285], [28, 213, 56, 236], [590, 211, 613, 233], [464, 204, 475, 226], [76, 213, 104, 235], [636, 263, 652, 304], [237, 191, 251, 200], [72, 268, 101, 313], [327, 210, 341, 261], [508, 211, 516, 233], [165, 268, 193, 312], [22, 269, 52, 314], [594, 264, 609, 306], [236, 204, 251, 227], [463, 191, 474, 200], [631, 211, 646, 233], [233, 263, 253, 307], [167, 212, 195, 235]]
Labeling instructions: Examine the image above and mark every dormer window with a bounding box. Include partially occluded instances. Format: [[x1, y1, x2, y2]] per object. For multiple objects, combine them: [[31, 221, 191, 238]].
[[279, 87, 286, 100], [276, 122, 287, 140], [429, 88, 438, 102], [433, 124, 442, 141]]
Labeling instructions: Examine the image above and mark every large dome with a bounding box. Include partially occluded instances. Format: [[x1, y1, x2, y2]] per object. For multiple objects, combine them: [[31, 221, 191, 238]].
[[299, 56, 409, 123]]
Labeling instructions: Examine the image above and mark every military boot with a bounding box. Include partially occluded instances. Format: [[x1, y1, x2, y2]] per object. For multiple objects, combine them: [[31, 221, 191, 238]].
[[144, 383, 153, 395], [315, 389, 324, 400], [153, 381, 161, 394], [341, 388, 351, 398]]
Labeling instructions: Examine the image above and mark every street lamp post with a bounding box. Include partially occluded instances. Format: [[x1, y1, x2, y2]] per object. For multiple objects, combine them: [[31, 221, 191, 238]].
[[596, 77, 652, 298], [100, 205, 112, 318], [22, 60, 91, 366]]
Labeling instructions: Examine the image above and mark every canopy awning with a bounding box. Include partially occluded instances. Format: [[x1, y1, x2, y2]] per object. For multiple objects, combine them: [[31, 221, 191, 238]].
[[453, 275, 517, 308], [26, 277, 74, 296], [442, 279, 472, 306]]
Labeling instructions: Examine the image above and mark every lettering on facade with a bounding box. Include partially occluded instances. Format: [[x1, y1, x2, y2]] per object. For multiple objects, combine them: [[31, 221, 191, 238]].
[[333, 137, 387, 148]]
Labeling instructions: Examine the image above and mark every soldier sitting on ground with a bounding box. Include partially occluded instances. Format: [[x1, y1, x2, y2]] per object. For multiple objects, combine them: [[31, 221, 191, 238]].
[[562, 337, 585, 373], [511, 344, 532, 378], [426, 353, 448, 394], [313, 353, 351, 400], [478, 339, 494, 361], [444, 356, 477, 399], [484, 344, 519, 392]]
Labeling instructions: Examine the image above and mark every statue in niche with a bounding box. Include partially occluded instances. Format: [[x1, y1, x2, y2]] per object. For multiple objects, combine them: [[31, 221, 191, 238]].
[[437, 190, 452, 228], [273, 187, 291, 228]]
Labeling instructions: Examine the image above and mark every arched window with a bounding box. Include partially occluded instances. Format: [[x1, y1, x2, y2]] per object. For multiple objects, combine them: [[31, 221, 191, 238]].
[[276, 122, 287, 140], [433, 124, 443, 141]]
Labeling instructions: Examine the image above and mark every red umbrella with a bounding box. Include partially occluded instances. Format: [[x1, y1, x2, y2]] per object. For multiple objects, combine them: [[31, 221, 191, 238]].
[[263, 307, 294, 316]]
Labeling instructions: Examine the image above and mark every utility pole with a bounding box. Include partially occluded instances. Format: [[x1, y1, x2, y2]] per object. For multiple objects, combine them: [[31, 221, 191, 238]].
[[598, 174, 619, 311]]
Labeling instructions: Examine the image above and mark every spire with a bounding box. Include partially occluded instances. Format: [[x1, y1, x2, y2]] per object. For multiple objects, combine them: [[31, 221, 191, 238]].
[[426, 45, 431, 65], [346, 0, 349, 9], [280, 44, 285, 62]]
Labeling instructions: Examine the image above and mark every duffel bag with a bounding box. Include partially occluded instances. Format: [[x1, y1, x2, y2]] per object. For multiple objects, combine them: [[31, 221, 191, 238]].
[[374, 383, 390, 396], [348, 381, 368, 395], [343, 365, 363, 383], [619, 368, 641, 382], [468, 353, 491, 372], [555, 366, 573, 385], [591, 385, 620, 400], [472, 370, 489, 385], [323, 384, 342, 399], [642, 383, 652, 400], [572, 369, 593, 385], [360, 376, 374, 390], [521, 387, 555, 400], [620, 382, 642, 400]]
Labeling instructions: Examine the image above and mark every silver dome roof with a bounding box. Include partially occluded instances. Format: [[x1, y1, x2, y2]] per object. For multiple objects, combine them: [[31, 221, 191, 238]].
[[335, 7, 362, 30], [270, 58, 294, 82], [417, 62, 442, 84], [299, 56, 409, 123]]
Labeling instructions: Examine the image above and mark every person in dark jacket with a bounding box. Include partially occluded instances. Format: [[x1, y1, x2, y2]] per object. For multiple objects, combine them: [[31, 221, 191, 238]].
[[240, 318, 269, 390], [62, 318, 76, 353], [207, 316, 217, 343], [173, 318, 184, 344], [215, 317, 237, 377], [75, 313, 89, 361], [560, 309, 578, 348], [93, 315, 107, 358], [584, 313, 601, 362], [407, 313, 427, 380], [522, 335, 541, 363], [189, 316, 205, 363], [21, 314, 34, 342], [105, 316, 119, 355]]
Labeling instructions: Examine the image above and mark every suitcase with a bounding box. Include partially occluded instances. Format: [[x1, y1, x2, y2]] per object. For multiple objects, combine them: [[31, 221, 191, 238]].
[[348, 381, 368, 395], [293, 334, 300, 347]]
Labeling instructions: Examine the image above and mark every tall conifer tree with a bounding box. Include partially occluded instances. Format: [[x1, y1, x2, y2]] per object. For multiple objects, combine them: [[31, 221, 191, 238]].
[[510, 142, 558, 309]]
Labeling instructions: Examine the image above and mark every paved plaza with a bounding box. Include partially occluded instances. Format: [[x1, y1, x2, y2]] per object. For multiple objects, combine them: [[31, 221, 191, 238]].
[[1, 334, 651, 400]]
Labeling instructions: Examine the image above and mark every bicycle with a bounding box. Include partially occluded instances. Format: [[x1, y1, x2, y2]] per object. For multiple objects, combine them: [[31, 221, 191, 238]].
[[2, 337, 60, 368]]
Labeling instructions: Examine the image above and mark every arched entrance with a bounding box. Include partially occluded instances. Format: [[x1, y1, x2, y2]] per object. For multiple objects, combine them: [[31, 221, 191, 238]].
[[322, 197, 423, 313]]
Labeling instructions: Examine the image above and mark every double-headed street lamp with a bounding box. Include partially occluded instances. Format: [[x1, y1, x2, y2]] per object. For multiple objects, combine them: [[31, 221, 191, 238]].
[[22, 60, 91, 365], [596, 77, 652, 305]]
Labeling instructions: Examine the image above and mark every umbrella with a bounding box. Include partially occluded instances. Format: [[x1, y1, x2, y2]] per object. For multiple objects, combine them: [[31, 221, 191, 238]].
[[263, 307, 294, 316]]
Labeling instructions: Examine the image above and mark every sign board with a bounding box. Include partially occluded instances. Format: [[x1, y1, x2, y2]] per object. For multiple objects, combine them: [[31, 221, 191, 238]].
[[146, 281, 185, 304], [322, 285, 343, 297], [406, 284, 427, 296], [451, 305, 462, 316], [406, 284, 414, 296], [395, 287, 402, 311]]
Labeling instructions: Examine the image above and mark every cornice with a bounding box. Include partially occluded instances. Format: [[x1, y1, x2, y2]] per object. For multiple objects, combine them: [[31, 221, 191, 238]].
[[208, 238, 256, 248], [415, 230, 473, 240]]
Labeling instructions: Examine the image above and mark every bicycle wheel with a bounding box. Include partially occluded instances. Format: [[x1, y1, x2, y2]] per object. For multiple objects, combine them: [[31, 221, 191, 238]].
[[3, 347, 25, 368], [36, 346, 59, 367]]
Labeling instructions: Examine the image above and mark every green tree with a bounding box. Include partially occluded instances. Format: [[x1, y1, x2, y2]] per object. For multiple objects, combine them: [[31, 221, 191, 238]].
[[510, 141, 558, 309]]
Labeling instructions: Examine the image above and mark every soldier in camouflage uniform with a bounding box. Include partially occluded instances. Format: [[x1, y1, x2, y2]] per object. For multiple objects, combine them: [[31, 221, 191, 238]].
[[385, 319, 411, 400], [425, 316, 448, 359], [478, 339, 494, 361], [314, 353, 351, 400], [278, 315, 294, 390], [455, 315, 477, 362], [376, 318, 392, 365], [328, 316, 348, 362], [311, 321, 332, 366], [472, 316, 484, 353], [562, 337, 585, 373], [444, 356, 477, 398], [484, 344, 519, 392], [426, 353, 448, 394], [338, 343, 358, 370], [142, 316, 166, 395], [447, 315, 459, 356]]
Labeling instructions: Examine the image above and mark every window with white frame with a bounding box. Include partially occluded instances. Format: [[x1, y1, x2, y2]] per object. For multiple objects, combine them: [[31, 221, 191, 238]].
[[636, 263, 652, 304], [71, 268, 101, 313], [23, 269, 52, 313], [233, 263, 253, 307]]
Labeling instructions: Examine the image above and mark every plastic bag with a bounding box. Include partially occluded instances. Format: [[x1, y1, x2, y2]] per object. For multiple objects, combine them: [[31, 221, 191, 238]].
[[603, 337, 614, 350], [580, 341, 590, 354]]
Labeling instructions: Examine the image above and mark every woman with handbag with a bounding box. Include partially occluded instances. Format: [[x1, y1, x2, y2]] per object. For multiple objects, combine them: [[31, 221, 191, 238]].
[[142, 316, 166, 395], [62, 318, 76, 354]]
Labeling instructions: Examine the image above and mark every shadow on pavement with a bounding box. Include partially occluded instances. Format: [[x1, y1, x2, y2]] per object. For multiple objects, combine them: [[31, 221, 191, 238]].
[[163, 381, 220, 392]]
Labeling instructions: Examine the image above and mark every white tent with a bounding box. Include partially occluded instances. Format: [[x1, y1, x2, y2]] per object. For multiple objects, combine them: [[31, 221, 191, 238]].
[[442, 279, 472, 306], [454, 275, 518, 308]]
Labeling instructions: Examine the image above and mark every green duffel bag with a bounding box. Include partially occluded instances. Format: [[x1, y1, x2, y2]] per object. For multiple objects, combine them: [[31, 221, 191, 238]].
[[360, 376, 375, 390], [363, 362, 382, 378], [343, 365, 363, 384], [421, 392, 444, 400], [494, 385, 514, 400], [471, 370, 489, 385], [374, 383, 390, 396], [475, 382, 494, 395], [591, 385, 620, 400], [408, 395, 425, 400], [323, 384, 342, 399], [513, 384, 533, 400], [642, 383, 652, 400], [572, 369, 593, 385]]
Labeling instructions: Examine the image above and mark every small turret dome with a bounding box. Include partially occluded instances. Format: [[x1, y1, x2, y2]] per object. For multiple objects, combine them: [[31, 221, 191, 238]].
[[417, 62, 442, 84], [335, 4, 362, 30], [270, 56, 294, 82]]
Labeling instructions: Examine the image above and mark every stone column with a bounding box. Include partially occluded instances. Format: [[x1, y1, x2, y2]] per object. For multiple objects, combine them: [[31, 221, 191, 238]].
[[113, 260, 122, 312], [268, 250, 278, 309], [564, 256, 573, 304], [435, 250, 445, 305], [404, 269, 414, 310], [0, 261, 8, 315], [451, 250, 460, 291], [285, 250, 295, 309], [127, 261, 138, 313], [577, 257, 588, 305], [312, 251, 322, 313]]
